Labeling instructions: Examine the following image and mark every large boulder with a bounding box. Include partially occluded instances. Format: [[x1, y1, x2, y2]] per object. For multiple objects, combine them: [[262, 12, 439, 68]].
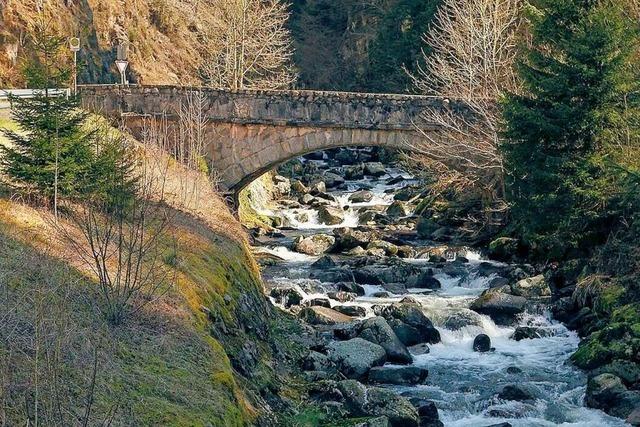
[[337, 380, 419, 427], [416, 217, 439, 239], [368, 366, 429, 385], [349, 190, 374, 203], [470, 287, 527, 325], [269, 287, 304, 308], [413, 271, 442, 290], [364, 162, 387, 177], [511, 326, 551, 341], [473, 334, 492, 352], [386, 201, 408, 218], [367, 240, 399, 257], [442, 310, 484, 330], [318, 206, 345, 225], [323, 171, 346, 188], [345, 164, 365, 180], [388, 318, 423, 346], [299, 306, 354, 325], [327, 338, 387, 379], [510, 275, 551, 298], [333, 227, 377, 251], [382, 303, 441, 344], [302, 350, 335, 373], [293, 234, 335, 255], [358, 317, 412, 364], [498, 384, 535, 402], [334, 305, 367, 318], [586, 373, 640, 419]]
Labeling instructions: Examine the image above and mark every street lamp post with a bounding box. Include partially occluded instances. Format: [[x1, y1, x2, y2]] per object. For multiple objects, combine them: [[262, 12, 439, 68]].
[[69, 37, 80, 95], [115, 42, 129, 86]]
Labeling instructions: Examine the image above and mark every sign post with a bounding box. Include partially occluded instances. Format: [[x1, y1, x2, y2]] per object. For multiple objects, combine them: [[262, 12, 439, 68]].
[[69, 37, 80, 95], [115, 42, 129, 86]]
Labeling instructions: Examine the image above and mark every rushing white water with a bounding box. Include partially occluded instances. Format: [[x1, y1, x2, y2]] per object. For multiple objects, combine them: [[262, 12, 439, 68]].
[[260, 151, 629, 426]]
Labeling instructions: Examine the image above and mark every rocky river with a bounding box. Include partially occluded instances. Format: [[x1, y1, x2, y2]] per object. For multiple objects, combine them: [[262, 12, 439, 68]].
[[250, 148, 629, 427]]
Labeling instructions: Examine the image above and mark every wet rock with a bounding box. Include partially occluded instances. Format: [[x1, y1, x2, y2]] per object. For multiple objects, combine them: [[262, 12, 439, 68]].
[[323, 171, 346, 188], [473, 334, 492, 352], [346, 246, 367, 256], [394, 187, 418, 202], [299, 193, 315, 205], [397, 245, 416, 258], [311, 255, 337, 269], [269, 287, 303, 308], [368, 366, 428, 385], [627, 407, 640, 426], [350, 190, 375, 203], [307, 298, 332, 308], [408, 399, 443, 427], [367, 248, 387, 258], [510, 275, 551, 298], [489, 277, 510, 288], [372, 291, 390, 298], [358, 317, 413, 364], [353, 269, 386, 286], [381, 282, 407, 295], [302, 351, 335, 372], [388, 318, 423, 346], [328, 291, 356, 302], [364, 162, 387, 177], [359, 210, 379, 224], [313, 191, 338, 202], [386, 201, 408, 218], [309, 181, 327, 194], [442, 310, 484, 331], [333, 227, 376, 251], [334, 323, 361, 340], [273, 175, 291, 197], [470, 287, 527, 325], [299, 306, 354, 325], [413, 272, 442, 289], [327, 338, 387, 379], [291, 179, 309, 194], [293, 234, 335, 255], [368, 240, 399, 256], [294, 212, 309, 223], [506, 366, 523, 375], [318, 206, 345, 225], [345, 164, 366, 180], [498, 384, 535, 402], [338, 380, 420, 427], [592, 360, 640, 386], [511, 326, 550, 341], [338, 282, 366, 296], [416, 217, 439, 239], [484, 424, 513, 427], [586, 373, 640, 419], [334, 305, 367, 318], [382, 303, 441, 344], [408, 343, 430, 355], [311, 269, 351, 283]]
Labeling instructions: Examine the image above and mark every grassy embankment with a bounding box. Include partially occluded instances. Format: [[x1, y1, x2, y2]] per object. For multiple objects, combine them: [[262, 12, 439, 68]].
[[0, 115, 301, 425]]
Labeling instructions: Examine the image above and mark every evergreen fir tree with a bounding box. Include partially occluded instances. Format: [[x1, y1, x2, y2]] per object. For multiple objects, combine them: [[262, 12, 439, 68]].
[[501, 0, 640, 258], [0, 21, 95, 208]]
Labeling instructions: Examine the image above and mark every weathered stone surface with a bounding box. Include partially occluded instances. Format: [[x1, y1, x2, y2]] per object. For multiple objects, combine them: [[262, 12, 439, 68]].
[[368, 366, 428, 385], [586, 374, 640, 419], [382, 303, 441, 344], [386, 201, 408, 218], [82, 86, 466, 192], [293, 234, 335, 255], [358, 317, 413, 364], [349, 190, 374, 203], [510, 275, 551, 298], [327, 338, 387, 379], [473, 334, 492, 352], [318, 206, 345, 225], [299, 306, 354, 325], [470, 287, 527, 325], [337, 380, 420, 427]]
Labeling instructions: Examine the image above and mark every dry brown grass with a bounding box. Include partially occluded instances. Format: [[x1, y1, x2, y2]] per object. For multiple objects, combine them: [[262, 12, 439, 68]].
[[0, 0, 221, 86]]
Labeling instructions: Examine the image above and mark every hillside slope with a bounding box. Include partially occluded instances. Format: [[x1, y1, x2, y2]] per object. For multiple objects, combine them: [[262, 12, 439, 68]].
[[0, 134, 298, 425], [0, 0, 216, 86]]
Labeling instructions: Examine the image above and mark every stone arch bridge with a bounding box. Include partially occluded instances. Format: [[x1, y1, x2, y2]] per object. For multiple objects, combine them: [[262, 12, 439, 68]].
[[80, 85, 467, 193]]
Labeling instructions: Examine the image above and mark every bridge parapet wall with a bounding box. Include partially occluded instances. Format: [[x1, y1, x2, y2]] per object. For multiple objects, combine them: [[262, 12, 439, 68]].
[[79, 85, 466, 131]]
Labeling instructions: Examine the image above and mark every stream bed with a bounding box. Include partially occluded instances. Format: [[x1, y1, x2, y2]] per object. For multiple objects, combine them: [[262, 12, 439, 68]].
[[251, 149, 628, 427]]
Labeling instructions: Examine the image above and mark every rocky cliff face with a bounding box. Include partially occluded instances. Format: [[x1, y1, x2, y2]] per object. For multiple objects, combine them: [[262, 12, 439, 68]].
[[0, 0, 215, 86]]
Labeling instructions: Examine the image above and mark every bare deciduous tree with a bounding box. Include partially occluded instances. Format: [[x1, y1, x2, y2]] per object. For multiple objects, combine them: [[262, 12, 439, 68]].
[[200, 0, 296, 90], [409, 0, 521, 211]]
